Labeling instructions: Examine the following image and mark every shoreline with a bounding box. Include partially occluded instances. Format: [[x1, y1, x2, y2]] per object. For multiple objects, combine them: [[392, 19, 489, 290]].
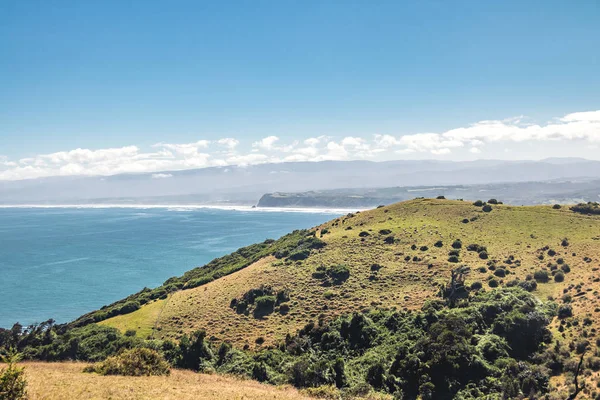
[[0, 203, 365, 214]]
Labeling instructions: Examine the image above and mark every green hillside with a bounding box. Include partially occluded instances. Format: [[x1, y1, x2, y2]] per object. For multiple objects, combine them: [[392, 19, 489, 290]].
[[98, 199, 600, 349]]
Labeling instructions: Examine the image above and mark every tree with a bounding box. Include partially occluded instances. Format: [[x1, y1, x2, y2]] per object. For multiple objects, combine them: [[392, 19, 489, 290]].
[[0, 351, 27, 400], [442, 266, 470, 306], [567, 350, 587, 399]]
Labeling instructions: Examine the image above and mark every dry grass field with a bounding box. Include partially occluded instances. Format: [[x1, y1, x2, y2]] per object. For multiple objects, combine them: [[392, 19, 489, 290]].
[[22, 362, 311, 400], [102, 199, 600, 353]]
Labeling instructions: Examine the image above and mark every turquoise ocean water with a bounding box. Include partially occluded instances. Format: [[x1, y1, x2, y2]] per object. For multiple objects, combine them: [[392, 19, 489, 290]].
[[0, 206, 341, 328]]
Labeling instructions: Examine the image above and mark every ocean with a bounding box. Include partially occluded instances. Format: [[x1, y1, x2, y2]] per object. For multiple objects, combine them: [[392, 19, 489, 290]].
[[0, 206, 343, 328]]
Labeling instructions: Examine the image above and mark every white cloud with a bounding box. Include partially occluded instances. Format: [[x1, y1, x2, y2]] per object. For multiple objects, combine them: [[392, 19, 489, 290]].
[[430, 148, 451, 155], [217, 138, 239, 149], [154, 140, 210, 156], [152, 173, 173, 179], [253, 136, 279, 150], [2, 109, 600, 181]]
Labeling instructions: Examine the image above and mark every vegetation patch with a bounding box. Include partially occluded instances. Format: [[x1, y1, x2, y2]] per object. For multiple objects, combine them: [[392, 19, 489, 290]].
[[571, 202, 600, 215], [230, 285, 290, 318], [84, 348, 170, 376], [312, 264, 350, 286]]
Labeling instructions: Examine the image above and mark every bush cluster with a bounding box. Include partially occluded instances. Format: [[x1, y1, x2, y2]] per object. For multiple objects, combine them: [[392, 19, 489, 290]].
[[84, 348, 170, 376]]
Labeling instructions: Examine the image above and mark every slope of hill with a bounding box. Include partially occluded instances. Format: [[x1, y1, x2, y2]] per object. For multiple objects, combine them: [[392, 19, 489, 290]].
[[100, 199, 600, 351]]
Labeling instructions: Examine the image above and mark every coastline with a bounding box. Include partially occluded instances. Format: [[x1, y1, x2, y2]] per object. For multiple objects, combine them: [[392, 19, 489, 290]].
[[0, 203, 364, 214]]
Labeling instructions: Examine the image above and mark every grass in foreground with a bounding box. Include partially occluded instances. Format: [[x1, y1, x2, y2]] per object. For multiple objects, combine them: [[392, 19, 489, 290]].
[[22, 362, 311, 400]]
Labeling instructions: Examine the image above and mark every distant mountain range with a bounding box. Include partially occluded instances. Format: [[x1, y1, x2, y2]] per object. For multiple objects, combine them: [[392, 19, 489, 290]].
[[1, 158, 600, 205]]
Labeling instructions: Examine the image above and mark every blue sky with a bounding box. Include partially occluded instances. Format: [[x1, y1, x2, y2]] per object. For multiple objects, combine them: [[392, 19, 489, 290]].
[[1, 0, 599, 180]]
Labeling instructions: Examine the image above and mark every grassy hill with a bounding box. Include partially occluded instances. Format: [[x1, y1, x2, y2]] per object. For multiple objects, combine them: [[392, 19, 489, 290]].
[[99, 198, 600, 351]]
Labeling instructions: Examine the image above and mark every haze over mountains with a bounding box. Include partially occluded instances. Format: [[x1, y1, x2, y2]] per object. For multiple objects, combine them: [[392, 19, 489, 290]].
[[1, 158, 600, 206]]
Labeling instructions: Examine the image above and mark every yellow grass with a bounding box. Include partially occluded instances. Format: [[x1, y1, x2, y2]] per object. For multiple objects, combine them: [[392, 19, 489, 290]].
[[22, 362, 311, 400], [99, 298, 166, 339], [103, 199, 600, 352]]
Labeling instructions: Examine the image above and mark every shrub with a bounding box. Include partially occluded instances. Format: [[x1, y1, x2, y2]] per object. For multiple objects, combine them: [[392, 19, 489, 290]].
[[561, 238, 569, 247], [471, 281, 483, 290], [533, 270, 549, 283], [518, 280, 537, 292], [0, 353, 27, 400], [452, 239, 462, 249], [462, 218, 469, 224], [552, 204, 561, 209], [434, 240, 443, 247], [487, 199, 499, 205], [482, 205, 493, 212], [570, 202, 600, 215], [358, 231, 370, 237], [561, 264, 571, 273], [328, 265, 350, 283], [488, 278, 499, 288], [547, 249, 556, 256], [479, 251, 488, 260], [255, 296, 277, 313], [436, 195, 446, 200], [473, 200, 484, 206], [557, 305, 573, 319], [420, 246, 429, 251], [494, 268, 507, 278], [554, 271, 565, 282], [379, 229, 392, 235], [383, 236, 395, 244], [85, 348, 170, 376], [448, 255, 459, 263]]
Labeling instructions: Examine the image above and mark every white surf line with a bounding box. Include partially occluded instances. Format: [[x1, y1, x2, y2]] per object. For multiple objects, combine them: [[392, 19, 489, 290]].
[[0, 204, 366, 214]]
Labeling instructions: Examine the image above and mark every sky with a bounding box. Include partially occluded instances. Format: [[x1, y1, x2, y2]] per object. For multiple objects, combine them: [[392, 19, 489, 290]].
[[1, 0, 599, 180]]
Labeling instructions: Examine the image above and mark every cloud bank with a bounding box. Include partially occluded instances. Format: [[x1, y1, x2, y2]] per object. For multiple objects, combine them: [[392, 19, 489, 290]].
[[1, 110, 599, 181]]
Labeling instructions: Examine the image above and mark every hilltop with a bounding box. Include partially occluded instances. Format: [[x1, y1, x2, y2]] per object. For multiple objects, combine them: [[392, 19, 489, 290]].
[[96, 199, 600, 350]]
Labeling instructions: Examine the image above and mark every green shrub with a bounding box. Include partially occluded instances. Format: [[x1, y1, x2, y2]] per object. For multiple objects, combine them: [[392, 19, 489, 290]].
[[557, 304, 573, 319], [452, 240, 462, 249], [434, 240, 443, 247], [482, 205, 493, 212], [0, 353, 27, 400], [494, 268, 507, 278], [479, 251, 488, 260], [448, 255, 459, 263], [488, 278, 499, 288], [379, 229, 392, 235], [570, 202, 600, 215], [436, 196, 446, 199], [552, 204, 561, 209], [533, 270, 549, 283], [518, 280, 537, 292], [487, 199, 499, 204], [554, 271, 565, 282], [85, 348, 170, 376], [254, 296, 277, 315], [473, 200, 484, 206]]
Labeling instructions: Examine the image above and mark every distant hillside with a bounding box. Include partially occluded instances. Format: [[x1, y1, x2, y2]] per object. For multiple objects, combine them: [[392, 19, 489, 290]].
[[99, 199, 600, 351], [2, 158, 600, 204], [257, 180, 600, 208]]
